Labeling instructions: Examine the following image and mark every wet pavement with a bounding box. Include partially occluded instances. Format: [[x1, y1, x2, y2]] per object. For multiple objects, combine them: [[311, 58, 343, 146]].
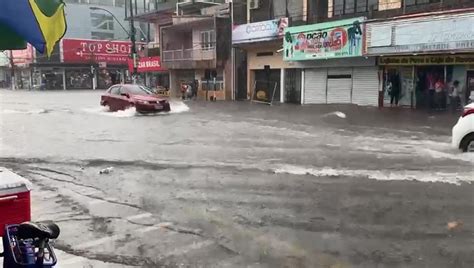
[[0, 90, 473, 268]]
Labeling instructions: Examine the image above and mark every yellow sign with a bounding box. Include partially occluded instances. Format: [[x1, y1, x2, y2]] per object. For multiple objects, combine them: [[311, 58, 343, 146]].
[[378, 54, 474, 66]]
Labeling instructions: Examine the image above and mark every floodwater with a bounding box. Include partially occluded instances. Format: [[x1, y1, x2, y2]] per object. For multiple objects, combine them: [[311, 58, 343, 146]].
[[1, 90, 473, 267]]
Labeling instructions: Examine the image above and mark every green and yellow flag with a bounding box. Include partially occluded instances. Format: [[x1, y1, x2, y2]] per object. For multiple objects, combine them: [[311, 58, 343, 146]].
[[0, 0, 67, 56]]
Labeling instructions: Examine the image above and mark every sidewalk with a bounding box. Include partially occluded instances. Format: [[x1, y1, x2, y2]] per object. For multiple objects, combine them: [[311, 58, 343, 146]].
[[0, 167, 137, 268]]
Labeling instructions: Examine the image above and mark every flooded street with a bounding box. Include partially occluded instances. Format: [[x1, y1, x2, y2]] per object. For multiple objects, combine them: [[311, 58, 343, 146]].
[[1, 90, 473, 267]]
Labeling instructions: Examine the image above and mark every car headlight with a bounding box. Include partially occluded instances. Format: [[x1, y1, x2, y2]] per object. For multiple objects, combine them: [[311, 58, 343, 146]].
[[137, 100, 149, 105]]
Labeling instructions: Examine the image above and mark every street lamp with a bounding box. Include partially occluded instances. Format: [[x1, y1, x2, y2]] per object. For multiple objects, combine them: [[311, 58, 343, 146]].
[[89, 5, 138, 83]]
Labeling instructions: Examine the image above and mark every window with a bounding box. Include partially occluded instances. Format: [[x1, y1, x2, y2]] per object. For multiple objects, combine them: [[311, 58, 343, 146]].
[[91, 32, 114, 40], [91, 13, 114, 31], [333, 0, 378, 16], [200, 78, 224, 91], [200, 30, 215, 50], [109, 86, 121, 95], [405, 0, 440, 6], [122, 85, 153, 96], [115, 0, 126, 7]]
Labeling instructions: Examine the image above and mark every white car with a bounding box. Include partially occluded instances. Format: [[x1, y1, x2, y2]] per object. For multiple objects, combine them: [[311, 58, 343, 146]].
[[452, 103, 474, 152]]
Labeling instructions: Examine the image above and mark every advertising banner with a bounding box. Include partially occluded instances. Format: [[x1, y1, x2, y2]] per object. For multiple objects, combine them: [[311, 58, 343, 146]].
[[283, 18, 365, 61], [128, 56, 166, 73], [232, 18, 288, 44], [11, 44, 35, 66], [62, 39, 144, 64], [367, 12, 474, 54]]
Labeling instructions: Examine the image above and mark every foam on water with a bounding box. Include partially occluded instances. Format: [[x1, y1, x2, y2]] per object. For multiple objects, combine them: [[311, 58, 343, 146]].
[[322, 111, 347, 119], [273, 164, 473, 185], [1, 109, 49, 114]]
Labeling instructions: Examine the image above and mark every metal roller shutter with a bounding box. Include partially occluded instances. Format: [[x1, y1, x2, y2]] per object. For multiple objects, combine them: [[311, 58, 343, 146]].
[[327, 68, 352, 104], [352, 67, 379, 106], [304, 69, 327, 104], [327, 78, 352, 103]]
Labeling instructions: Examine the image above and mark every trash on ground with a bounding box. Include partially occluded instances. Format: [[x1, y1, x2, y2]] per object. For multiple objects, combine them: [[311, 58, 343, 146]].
[[447, 220, 463, 231], [99, 167, 114, 174]]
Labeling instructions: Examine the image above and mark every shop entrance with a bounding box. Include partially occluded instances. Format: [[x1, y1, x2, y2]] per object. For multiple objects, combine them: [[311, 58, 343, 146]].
[[285, 69, 301, 104], [415, 66, 445, 109], [254, 68, 280, 103]]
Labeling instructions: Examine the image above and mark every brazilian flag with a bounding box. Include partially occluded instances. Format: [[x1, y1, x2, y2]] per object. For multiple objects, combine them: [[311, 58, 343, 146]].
[[0, 0, 67, 56]]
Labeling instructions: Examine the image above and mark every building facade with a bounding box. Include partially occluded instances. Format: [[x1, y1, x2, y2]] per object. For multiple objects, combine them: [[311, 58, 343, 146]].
[[366, 9, 474, 108], [300, 0, 474, 109], [133, 0, 231, 99], [232, 0, 307, 103]]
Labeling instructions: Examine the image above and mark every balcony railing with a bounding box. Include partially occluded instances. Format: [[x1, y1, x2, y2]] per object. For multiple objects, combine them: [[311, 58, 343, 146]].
[[162, 48, 216, 62]]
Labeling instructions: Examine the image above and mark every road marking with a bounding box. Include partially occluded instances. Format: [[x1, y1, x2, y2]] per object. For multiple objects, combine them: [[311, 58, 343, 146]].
[[126, 213, 152, 221]]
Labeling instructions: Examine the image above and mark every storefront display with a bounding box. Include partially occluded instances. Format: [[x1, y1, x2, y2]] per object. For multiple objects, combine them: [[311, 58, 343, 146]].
[[379, 55, 472, 109], [65, 69, 92, 89]]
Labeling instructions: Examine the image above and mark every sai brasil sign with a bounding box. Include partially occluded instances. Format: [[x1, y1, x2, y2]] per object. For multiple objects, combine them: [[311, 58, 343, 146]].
[[283, 18, 365, 61]]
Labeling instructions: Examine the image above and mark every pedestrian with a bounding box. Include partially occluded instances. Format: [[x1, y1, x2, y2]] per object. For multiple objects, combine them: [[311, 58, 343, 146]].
[[389, 74, 400, 107], [434, 79, 445, 110], [180, 82, 187, 100], [192, 79, 199, 100], [449, 80, 462, 112]]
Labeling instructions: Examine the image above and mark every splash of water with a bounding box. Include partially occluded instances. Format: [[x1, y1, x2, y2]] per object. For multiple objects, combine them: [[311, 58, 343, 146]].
[[322, 111, 347, 119], [168, 101, 190, 114], [82, 106, 137, 118]]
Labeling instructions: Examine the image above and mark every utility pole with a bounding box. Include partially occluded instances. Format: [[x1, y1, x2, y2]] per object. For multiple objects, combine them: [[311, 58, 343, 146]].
[[9, 50, 15, 90], [128, 0, 138, 83]]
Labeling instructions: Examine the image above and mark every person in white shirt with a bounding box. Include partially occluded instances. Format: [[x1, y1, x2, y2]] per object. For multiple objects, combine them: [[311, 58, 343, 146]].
[[449, 80, 463, 111]]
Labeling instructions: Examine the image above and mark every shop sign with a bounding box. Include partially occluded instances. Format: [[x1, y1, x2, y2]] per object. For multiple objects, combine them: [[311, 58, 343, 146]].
[[61, 39, 144, 64], [10, 44, 35, 66], [232, 18, 288, 44], [128, 56, 166, 73], [367, 13, 474, 54], [378, 54, 474, 65], [283, 17, 365, 61]]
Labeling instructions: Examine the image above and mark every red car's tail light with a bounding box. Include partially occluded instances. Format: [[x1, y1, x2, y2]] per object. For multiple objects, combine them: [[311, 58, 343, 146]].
[[462, 108, 474, 118]]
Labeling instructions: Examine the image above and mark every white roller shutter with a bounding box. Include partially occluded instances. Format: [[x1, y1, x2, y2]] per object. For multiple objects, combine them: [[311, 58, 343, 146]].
[[304, 69, 327, 104], [352, 67, 379, 106], [326, 68, 352, 104]]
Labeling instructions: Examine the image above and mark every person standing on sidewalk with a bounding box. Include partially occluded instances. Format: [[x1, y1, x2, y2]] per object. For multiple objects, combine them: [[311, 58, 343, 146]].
[[449, 80, 463, 112], [390, 74, 401, 107]]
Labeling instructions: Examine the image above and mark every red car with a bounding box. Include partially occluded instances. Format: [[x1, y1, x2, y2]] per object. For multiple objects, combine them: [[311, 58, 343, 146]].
[[100, 84, 171, 113]]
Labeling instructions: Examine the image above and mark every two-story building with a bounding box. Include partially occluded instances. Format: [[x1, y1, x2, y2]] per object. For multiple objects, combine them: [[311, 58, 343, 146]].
[[232, 0, 307, 104], [133, 0, 231, 100]]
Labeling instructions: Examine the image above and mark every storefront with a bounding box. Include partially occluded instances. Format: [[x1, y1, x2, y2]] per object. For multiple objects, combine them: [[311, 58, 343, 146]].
[[378, 55, 474, 109], [233, 18, 294, 103], [366, 10, 474, 109], [284, 17, 379, 106], [33, 39, 140, 90]]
